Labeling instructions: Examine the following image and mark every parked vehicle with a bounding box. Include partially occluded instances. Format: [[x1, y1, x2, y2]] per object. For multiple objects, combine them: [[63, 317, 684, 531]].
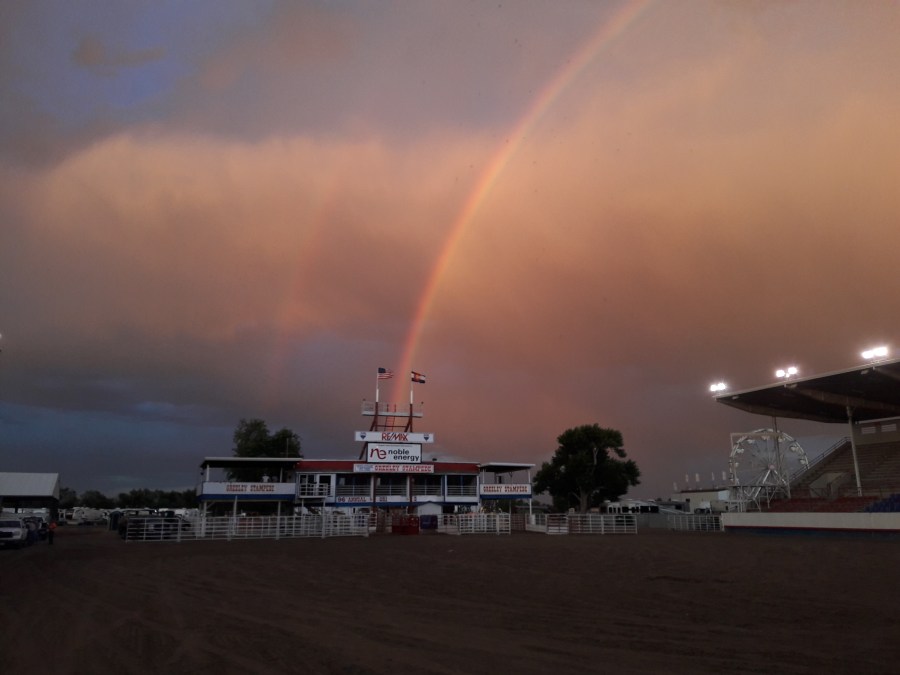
[[0, 518, 30, 548], [66, 507, 107, 526]]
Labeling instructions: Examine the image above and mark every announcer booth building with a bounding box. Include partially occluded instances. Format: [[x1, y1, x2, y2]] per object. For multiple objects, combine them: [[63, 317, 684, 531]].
[[197, 379, 535, 519], [296, 449, 535, 517], [196, 454, 535, 518]]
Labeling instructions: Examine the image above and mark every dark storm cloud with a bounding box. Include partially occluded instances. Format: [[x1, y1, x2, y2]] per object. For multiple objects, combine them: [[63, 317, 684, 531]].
[[73, 36, 165, 76]]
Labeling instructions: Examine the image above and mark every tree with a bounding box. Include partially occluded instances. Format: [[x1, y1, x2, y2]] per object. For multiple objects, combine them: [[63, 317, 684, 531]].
[[58, 486, 78, 509], [80, 489, 114, 509], [229, 418, 302, 481], [533, 424, 640, 513], [269, 427, 302, 458], [116, 488, 197, 509], [117, 488, 158, 509]]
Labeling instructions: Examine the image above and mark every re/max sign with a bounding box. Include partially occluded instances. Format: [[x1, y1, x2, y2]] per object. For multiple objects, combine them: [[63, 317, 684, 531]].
[[355, 431, 434, 443]]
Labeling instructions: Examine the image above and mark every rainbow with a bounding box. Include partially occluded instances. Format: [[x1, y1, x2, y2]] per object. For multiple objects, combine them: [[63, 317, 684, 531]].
[[395, 0, 651, 396]]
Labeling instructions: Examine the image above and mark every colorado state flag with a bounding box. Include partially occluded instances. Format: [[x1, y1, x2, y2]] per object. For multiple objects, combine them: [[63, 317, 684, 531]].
[[411, 371, 426, 384]]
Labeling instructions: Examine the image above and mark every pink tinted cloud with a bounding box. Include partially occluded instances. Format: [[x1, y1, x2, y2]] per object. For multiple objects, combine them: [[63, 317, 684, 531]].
[[3, 129, 492, 348], [5, 1, 900, 496]]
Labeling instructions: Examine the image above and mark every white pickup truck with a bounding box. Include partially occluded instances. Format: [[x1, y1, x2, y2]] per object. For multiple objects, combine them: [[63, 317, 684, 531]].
[[0, 517, 29, 548]]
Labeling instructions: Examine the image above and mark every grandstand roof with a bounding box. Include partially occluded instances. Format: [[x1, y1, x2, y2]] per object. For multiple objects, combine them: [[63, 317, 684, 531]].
[[714, 358, 900, 423]]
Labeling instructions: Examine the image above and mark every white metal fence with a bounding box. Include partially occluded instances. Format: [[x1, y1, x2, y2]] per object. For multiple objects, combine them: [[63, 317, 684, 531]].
[[526, 513, 638, 535], [121, 514, 370, 542], [566, 513, 637, 534], [456, 513, 510, 534], [667, 514, 723, 532], [123, 512, 649, 541]]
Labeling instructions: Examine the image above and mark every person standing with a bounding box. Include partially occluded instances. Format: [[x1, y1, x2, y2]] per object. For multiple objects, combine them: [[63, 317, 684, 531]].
[[25, 520, 38, 545], [48, 519, 57, 545]]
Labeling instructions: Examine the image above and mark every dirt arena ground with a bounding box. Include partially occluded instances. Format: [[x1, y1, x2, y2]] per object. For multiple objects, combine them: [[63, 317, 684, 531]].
[[1, 527, 898, 675]]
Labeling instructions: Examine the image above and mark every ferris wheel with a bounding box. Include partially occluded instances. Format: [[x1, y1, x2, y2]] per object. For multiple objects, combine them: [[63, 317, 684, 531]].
[[728, 428, 810, 507]]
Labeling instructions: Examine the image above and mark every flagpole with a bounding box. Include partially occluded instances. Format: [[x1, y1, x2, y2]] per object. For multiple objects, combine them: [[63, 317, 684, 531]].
[[408, 372, 415, 432]]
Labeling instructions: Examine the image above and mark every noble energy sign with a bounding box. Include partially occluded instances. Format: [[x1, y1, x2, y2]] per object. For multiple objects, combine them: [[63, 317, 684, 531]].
[[365, 443, 422, 464]]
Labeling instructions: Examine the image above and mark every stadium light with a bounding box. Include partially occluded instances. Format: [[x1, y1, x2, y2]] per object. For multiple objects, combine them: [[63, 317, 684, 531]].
[[709, 382, 727, 393], [861, 345, 889, 360], [775, 366, 798, 379]]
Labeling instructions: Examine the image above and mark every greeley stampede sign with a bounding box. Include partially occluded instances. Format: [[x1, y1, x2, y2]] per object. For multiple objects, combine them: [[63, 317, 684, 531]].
[[479, 484, 532, 498], [353, 463, 434, 474]]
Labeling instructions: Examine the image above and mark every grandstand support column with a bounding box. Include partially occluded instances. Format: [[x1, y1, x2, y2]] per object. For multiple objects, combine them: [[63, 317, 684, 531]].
[[846, 406, 864, 496], [772, 416, 790, 499]]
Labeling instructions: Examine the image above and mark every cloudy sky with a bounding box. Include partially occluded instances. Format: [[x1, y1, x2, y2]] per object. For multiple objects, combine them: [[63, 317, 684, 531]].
[[2, 0, 900, 499]]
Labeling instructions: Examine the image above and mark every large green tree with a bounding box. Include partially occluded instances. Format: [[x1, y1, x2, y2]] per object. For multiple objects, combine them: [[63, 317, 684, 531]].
[[116, 488, 197, 509], [80, 489, 114, 509], [533, 424, 640, 513], [229, 418, 302, 481], [58, 486, 78, 509]]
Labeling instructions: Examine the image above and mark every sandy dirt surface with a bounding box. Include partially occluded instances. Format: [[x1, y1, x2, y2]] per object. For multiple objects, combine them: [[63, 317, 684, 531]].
[[1, 527, 898, 674]]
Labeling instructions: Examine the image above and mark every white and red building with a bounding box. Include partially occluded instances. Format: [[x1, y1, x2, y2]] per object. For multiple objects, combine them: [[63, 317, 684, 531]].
[[196, 389, 534, 519]]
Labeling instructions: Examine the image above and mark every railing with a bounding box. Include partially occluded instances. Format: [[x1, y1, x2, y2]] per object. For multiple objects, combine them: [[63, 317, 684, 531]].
[[431, 514, 510, 535], [800, 437, 850, 475], [526, 513, 637, 535], [566, 514, 637, 534], [361, 401, 423, 418], [121, 514, 369, 542], [667, 514, 723, 532], [455, 513, 511, 535], [437, 515, 461, 534], [310, 483, 476, 498], [335, 484, 371, 497], [445, 485, 477, 496], [297, 484, 331, 498], [375, 484, 408, 496]]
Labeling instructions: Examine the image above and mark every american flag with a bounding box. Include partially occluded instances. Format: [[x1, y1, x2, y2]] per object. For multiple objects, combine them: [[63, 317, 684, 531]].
[[377, 367, 393, 380], [411, 371, 426, 384]]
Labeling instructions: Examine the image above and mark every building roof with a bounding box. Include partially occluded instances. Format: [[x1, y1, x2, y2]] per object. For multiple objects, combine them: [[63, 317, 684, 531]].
[[0, 472, 60, 501], [714, 358, 900, 423], [478, 462, 535, 473], [200, 457, 305, 469]]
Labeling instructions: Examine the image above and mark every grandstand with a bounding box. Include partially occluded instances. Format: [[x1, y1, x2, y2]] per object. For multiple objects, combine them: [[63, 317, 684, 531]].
[[715, 357, 900, 521]]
